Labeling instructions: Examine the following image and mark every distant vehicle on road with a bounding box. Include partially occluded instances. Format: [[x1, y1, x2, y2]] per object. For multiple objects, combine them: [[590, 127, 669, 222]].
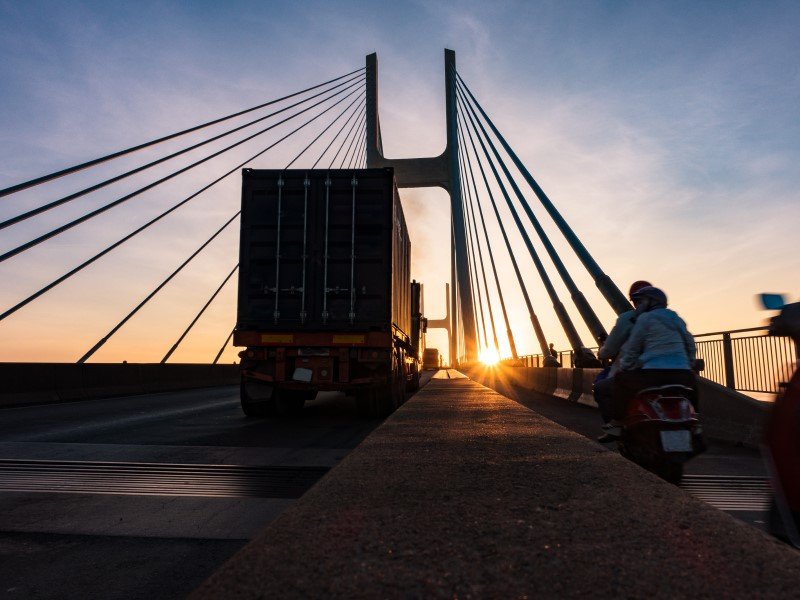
[[234, 168, 421, 418], [422, 348, 440, 370]]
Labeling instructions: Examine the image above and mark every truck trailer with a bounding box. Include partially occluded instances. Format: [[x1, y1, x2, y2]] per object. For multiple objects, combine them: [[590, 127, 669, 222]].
[[234, 168, 420, 417]]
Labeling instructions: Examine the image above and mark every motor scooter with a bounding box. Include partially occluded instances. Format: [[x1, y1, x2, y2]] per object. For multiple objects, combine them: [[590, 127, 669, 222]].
[[616, 379, 704, 484], [759, 293, 800, 548]]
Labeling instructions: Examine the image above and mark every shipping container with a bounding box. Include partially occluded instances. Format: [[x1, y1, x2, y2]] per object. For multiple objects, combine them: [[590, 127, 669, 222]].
[[234, 168, 418, 417], [423, 348, 440, 370]]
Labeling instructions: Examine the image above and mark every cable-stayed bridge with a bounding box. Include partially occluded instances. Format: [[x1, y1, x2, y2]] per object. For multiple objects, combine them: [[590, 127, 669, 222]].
[[2, 50, 794, 385], [0, 50, 798, 598]]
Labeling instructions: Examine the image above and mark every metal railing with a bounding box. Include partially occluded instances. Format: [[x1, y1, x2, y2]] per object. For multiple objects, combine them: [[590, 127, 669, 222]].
[[517, 327, 798, 395]]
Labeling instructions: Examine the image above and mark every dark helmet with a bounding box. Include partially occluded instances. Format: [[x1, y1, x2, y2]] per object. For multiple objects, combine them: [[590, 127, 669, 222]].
[[628, 280, 652, 299], [630, 286, 667, 307]]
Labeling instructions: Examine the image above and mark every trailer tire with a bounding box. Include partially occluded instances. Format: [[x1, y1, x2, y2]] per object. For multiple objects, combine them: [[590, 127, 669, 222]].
[[274, 389, 308, 417], [240, 378, 275, 418]]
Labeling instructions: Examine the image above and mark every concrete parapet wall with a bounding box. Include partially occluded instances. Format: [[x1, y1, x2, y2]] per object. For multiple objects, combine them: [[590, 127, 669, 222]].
[[193, 377, 799, 598], [0, 363, 239, 408], [464, 363, 768, 448]]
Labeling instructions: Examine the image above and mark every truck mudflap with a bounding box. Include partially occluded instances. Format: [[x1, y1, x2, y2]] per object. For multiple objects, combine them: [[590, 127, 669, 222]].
[[241, 369, 385, 387]]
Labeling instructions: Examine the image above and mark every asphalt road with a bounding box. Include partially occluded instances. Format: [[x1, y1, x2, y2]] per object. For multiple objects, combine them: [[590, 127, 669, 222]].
[[0, 384, 401, 600], [478, 375, 771, 528], [0, 370, 772, 598]]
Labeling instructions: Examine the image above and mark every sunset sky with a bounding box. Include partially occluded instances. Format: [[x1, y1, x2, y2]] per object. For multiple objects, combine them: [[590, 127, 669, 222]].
[[1, 1, 798, 364]]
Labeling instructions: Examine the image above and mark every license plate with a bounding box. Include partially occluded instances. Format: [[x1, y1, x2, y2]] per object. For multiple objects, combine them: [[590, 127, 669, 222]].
[[292, 368, 313, 382], [660, 430, 692, 452]]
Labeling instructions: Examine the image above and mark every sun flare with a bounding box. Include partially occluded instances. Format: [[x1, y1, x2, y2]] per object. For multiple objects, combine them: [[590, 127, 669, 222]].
[[479, 348, 501, 366]]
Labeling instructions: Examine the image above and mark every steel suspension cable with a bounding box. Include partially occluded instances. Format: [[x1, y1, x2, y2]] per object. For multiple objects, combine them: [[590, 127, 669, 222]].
[[311, 98, 364, 168], [77, 213, 240, 363], [0, 67, 365, 199], [458, 120, 511, 358], [458, 86, 589, 353], [462, 142, 502, 355], [457, 142, 490, 351], [1, 73, 366, 232], [284, 91, 364, 169], [346, 121, 366, 170], [328, 105, 366, 168], [458, 122, 518, 360], [0, 78, 364, 266], [356, 135, 367, 168], [457, 73, 631, 316], [341, 114, 366, 169], [161, 264, 239, 364], [461, 176, 487, 351], [213, 328, 235, 364], [0, 98, 342, 325], [457, 90, 578, 353], [457, 78, 606, 345]]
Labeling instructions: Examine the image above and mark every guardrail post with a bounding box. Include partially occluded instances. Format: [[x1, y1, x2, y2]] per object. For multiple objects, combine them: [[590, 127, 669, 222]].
[[722, 332, 736, 389]]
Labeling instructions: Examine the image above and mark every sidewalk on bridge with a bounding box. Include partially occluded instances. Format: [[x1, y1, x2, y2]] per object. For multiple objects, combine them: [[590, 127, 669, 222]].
[[193, 377, 800, 598]]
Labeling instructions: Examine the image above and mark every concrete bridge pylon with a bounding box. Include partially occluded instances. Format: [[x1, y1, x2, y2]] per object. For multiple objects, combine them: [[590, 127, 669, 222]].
[[365, 49, 476, 364]]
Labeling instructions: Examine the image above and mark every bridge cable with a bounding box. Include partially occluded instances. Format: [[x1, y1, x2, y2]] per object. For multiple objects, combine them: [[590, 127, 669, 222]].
[[346, 121, 367, 170], [457, 73, 631, 316], [457, 90, 574, 353], [0, 78, 364, 265], [213, 328, 235, 364], [0, 67, 365, 199], [328, 106, 366, 169], [77, 213, 240, 363], [354, 130, 367, 169], [457, 85, 589, 353], [161, 264, 239, 364], [311, 97, 365, 169], [284, 91, 365, 169], [457, 78, 607, 345], [341, 114, 366, 169], [459, 109, 546, 358], [460, 179, 486, 352], [460, 134, 503, 356], [457, 118, 518, 359], [457, 141, 490, 351], [0, 91, 366, 324], [0, 73, 365, 232]]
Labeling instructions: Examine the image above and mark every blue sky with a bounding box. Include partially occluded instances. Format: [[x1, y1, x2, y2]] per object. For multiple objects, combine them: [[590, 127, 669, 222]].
[[0, 1, 798, 362]]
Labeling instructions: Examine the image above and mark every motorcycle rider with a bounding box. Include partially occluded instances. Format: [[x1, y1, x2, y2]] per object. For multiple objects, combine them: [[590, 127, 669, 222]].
[[594, 280, 652, 442], [600, 285, 697, 440]]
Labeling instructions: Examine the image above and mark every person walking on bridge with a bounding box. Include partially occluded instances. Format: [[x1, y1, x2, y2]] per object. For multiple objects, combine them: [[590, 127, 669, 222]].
[[594, 280, 651, 442]]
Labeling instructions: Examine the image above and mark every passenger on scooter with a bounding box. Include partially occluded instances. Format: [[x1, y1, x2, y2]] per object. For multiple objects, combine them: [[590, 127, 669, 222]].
[[594, 280, 652, 441], [601, 285, 697, 440]]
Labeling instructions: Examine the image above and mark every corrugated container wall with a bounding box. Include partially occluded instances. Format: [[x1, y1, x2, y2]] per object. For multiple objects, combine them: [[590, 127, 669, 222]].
[[237, 169, 411, 339]]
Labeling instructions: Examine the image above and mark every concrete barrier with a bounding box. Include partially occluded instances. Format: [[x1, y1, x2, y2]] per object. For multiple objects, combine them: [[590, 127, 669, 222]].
[[0, 363, 240, 408], [193, 377, 800, 598], [464, 363, 768, 448]]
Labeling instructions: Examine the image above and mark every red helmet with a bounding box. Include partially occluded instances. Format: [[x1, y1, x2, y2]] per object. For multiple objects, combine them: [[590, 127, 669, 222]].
[[629, 280, 652, 299]]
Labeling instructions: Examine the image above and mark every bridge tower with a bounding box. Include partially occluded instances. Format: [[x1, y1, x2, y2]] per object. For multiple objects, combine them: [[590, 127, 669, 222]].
[[365, 50, 476, 364]]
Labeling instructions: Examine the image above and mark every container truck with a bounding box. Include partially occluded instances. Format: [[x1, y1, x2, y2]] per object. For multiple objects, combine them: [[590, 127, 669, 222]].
[[234, 168, 420, 417], [422, 348, 440, 370]]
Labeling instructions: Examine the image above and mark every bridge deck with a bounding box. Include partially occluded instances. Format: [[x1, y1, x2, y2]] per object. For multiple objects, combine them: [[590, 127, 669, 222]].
[[194, 375, 799, 598]]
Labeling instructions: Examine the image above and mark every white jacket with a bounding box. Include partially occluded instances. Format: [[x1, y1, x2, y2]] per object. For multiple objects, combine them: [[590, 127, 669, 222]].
[[618, 308, 696, 371]]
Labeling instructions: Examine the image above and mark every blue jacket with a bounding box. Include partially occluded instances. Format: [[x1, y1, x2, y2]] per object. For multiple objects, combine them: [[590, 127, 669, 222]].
[[619, 308, 696, 371]]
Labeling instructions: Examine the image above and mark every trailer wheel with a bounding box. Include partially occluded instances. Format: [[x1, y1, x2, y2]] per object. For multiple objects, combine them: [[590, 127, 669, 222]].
[[355, 385, 393, 417], [240, 377, 275, 417], [407, 367, 420, 393], [274, 389, 309, 417]]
